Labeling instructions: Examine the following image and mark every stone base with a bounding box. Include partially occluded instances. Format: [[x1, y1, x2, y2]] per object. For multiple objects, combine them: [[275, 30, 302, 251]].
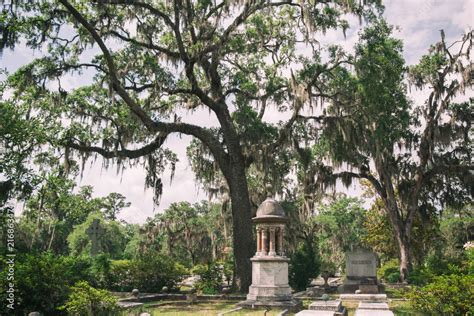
[[358, 302, 389, 310], [294, 300, 347, 316], [339, 294, 388, 301], [296, 311, 346, 316], [247, 285, 292, 301], [309, 300, 342, 311], [338, 283, 384, 294], [355, 302, 394, 316], [237, 299, 302, 312], [245, 256, 292, 302]]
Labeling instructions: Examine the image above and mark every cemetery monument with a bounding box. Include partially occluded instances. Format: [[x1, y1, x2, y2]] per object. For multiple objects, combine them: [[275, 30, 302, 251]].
[[238, 192, 301, 311]]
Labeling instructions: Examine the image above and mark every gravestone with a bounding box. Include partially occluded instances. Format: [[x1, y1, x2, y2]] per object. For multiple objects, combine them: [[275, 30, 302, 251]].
[[86, 219, 104, 255], [339, 249, 380, 294]]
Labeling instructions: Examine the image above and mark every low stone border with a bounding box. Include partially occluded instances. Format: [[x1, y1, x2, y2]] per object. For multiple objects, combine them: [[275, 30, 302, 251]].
[[117, 292, 246, 304], [217, 307, 243, 315]]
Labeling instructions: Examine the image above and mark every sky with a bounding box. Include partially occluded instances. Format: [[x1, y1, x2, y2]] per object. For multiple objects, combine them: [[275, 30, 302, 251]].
[[2, 0, 473, 223]]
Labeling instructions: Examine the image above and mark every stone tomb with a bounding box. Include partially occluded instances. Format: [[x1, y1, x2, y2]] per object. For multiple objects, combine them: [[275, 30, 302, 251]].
[[354, 302, 394, 316], [339, 249, 381, 294], [238, 195, 301, 311], [295, 300, 347, 316]]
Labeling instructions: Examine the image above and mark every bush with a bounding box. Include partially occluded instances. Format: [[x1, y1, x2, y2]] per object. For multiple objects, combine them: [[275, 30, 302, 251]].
[[60, 281, 118, 316], [101, 255, 187, 292], [0, 253, 92, 315], [289, 242, 320, 291], [192, 262, 223, 294], [378, 259, 399, 283], [409, 274, 474, 315], [386, 271, 400, 284], [130, 255, 187, 292], [106, 259, 133, 291]]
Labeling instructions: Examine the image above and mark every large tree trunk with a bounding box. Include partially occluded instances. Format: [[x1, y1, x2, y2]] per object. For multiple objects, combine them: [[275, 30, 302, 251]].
[[227, 165, 254, 293], [398, 238, 411, 282], [392, 222, 412, 282]]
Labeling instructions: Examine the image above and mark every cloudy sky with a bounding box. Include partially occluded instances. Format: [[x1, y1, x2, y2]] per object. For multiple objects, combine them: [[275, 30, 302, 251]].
[[2, 0, 472, 223]]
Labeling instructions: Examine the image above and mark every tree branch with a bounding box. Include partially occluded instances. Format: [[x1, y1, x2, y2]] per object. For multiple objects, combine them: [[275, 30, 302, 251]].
[[59, 0, 157, 131], [67, 135, 168, 159]]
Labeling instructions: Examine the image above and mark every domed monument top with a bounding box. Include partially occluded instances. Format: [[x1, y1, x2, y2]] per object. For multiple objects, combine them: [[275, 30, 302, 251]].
[[255, 197, 286, 218], [253, 184, 287, 222]]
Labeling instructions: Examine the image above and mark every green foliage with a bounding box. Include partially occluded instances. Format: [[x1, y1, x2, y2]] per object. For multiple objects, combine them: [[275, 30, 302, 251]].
[[0, 99, 50, 201], [378, 259, 400, 283], [129, 255, 187, 292], [406, 268, 433, 287], [317, 197, 367, 270], [362, 198, 398, 261], [466, 246, 474, 275], [409, 274, 474, 315], [145, 201, 229, 267], [289, 241, 320, 291], [103, 255, 187, 292], [67, 212, 127, 258], [0, 253, 91, 315], [192, 262, 224, 294], [60, 281, 118, 316]]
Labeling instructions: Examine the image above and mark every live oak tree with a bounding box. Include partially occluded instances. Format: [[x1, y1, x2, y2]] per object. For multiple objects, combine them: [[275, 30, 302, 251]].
[[1, 0, 380, 290], [303, 20, 473, 280]]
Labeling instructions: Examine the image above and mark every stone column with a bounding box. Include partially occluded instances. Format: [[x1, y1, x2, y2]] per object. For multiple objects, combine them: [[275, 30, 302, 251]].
[[278, 227, 285, 256], [256, 227, 262, 256], [269, 227, 276, 256], [261, 227, 268, 255]]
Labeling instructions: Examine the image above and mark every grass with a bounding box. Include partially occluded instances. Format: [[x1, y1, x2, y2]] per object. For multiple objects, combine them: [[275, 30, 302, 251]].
[[340, 300, 427, 316], [122, 301, 290, 316], [120, 295, 426, 316]]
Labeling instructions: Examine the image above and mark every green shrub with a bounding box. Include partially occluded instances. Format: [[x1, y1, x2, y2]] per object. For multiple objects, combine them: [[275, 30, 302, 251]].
[[409, 274, 474, 315], [464, 246, 474, 275], [192, 262, 223, 294], [131, 255, 187, 292], [407, 268, 433, 286], [386, 271, 400, 284], [60, 281, 118, 316], [107, 259, 133, 291], [289, 242, 320, 291], [0, 253, 92, 315], [378, 259, 400, 283]]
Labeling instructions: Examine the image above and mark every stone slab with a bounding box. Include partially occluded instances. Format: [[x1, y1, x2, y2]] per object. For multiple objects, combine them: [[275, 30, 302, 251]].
[[117, 301, 144, 308], [309, 300, 342, 311], [339, 294, 387, 301], [355, 310, 394, 316], [358, 285, 379, 294], [296, 311, 339, 316], [358, 302, 389, 310], [237, 299, 302, 312]]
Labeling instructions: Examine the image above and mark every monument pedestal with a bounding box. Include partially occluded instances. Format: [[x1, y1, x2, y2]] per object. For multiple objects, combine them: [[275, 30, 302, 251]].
[[247, 256, 291, 301], [238, 256, 301, 310]]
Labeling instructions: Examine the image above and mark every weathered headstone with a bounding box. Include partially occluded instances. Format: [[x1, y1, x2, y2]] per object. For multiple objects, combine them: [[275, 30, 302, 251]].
[[339, 249, 379, 294], [86, 219, 104, 255]]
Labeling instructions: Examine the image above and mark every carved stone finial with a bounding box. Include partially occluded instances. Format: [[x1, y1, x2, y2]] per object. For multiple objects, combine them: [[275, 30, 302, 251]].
[[265, 183, 273, 198]]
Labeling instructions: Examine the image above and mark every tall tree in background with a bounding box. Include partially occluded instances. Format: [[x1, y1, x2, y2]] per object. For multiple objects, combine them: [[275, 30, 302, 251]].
[[305, 21, 473, 280], [1, 0, 380, 290]]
